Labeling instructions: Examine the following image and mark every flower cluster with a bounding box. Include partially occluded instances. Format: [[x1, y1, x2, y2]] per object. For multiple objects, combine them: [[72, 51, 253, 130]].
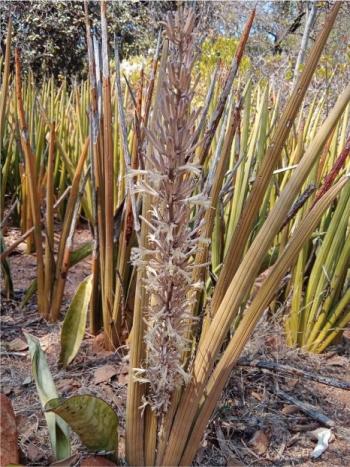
[[132, 8, 208, 413]]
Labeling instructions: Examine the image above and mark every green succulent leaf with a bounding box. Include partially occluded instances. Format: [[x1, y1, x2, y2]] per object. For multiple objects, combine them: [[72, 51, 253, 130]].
[[59, 274, 92, 368], [25, 333, 71, 460], [45, 395, 118, 454]]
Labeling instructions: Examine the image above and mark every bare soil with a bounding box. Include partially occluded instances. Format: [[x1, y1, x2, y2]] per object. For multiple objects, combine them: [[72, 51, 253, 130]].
[[1, 226, 349, 466]]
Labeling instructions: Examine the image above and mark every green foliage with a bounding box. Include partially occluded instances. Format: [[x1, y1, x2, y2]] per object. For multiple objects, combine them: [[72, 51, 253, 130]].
[[59, 275, 93, 368], [0, 1, 163, 81], [199, 36, 250, 77], [1, 1, 87, 80], [45, 395, 118, 455], [25, 333, 71, 460]]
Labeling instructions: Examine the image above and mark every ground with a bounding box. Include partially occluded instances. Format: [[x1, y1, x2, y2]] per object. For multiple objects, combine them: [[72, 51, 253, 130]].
[[1, 226, 350, 466]]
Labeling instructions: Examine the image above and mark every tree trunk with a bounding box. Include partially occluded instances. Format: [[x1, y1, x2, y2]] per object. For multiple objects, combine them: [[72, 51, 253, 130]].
[[293, 2, 317, 84]]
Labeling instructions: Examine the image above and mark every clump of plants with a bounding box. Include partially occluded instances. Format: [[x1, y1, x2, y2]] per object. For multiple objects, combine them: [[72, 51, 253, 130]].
[[1, 1, 350, 465]]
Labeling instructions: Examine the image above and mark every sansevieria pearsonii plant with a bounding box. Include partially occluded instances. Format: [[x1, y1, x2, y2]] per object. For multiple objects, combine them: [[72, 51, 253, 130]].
[[4, 2, 350, 466]]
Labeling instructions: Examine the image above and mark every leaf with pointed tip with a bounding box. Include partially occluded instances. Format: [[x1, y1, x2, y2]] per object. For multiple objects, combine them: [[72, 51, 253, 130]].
[[25, 333, 71, 460], [45, 395, 118, 454], [59, 275, 92, 368]]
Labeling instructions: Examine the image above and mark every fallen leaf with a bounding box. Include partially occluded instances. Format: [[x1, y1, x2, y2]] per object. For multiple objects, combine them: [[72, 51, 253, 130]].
[[308, 427, 335, 442], [80, 455, 116, 466], [57, 379, 80, 393], [93, 365, 118, 384], [91, 333, 114, 356], [0, 394, 19, 466], [248, 430, 269, 455], [7, 337, 28, 352], [251, 391, 263, 401], [285, 377, 299, 389], [282, 404, 299, 415]]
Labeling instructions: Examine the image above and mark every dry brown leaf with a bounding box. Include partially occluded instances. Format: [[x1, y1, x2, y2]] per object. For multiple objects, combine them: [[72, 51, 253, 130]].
[[248, 430, 269, 455], [282, 404, 299, 415], [285, 377, 299, 389], [251, 391, 263, 401], [7, 337, 28, 351], [117, 371, 129, 385], [57, 378, 81, 393], [91, 332, 114, 356], [93, 364, 118, 384]]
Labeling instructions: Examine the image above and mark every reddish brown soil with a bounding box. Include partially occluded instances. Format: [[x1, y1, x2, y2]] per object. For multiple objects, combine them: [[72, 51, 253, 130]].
[[1, 226, 350, 466]]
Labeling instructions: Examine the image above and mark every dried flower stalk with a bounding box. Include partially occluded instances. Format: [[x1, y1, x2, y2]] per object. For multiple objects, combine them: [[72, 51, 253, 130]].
[[132, 7, 207, 414]]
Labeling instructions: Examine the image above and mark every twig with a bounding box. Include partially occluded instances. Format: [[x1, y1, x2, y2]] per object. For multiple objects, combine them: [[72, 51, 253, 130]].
[[276, 389, 350, 442], [1, 351, 27, 357], [276, 389, 335, 427], [238, 359, 350, 390]]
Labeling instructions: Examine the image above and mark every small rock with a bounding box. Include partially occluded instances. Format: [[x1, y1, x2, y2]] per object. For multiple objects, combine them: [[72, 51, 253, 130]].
[[22, 376, 32, 386]]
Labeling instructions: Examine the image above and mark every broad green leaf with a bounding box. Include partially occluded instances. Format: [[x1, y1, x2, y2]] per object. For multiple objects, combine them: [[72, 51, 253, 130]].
[[59, 275, 92, 367], [25, 333, 71, 460], [45, 395, 118, 454]]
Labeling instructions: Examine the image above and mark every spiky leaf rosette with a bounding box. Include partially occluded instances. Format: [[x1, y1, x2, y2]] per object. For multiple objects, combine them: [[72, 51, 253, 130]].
[[131, 8, 208, 414]]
